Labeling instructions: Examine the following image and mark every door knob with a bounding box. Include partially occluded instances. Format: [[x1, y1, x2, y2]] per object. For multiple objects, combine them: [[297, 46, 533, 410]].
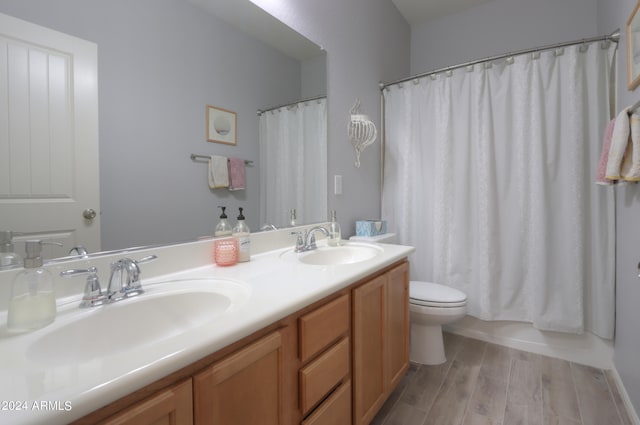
[[83, 209, 97, 220]]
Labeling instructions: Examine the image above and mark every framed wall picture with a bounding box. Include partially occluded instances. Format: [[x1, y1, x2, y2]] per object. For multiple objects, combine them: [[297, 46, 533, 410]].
[[627, 1, 640, 90], [207, 105, 237, 145]]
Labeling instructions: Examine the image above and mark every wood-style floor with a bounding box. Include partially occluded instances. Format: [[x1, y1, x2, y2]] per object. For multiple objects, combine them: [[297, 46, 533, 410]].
[[372, 333, 633, 425]]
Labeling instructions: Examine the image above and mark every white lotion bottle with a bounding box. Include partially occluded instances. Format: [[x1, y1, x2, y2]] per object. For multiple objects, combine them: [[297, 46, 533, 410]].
[[7, 240, 57, 332], [232, 207, 251, 262], [328, 210, 342, 246]]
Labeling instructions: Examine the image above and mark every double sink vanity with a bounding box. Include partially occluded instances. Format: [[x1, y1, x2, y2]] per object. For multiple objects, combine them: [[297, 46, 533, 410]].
[[0, 224, 414, 425]]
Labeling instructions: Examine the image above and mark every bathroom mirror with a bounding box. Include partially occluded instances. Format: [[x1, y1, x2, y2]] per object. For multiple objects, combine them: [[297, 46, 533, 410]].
[[0, 0, 327, 261]]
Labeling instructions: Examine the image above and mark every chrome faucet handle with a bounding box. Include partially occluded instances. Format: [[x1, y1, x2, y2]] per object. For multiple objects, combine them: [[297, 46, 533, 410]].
[[291, 231, 306, 252], [108, 255, 157, 301], [60, 266, 106, 308], [304, 226, 330, 251]]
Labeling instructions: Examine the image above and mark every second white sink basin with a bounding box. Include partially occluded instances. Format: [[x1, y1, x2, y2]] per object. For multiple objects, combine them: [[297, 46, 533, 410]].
[[26, 278, 251, 366], [280, 242, 384, 266]]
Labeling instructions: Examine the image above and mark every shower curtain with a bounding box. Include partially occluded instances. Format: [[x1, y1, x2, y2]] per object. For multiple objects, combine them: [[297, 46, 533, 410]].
[[259, 98, 327, 228], [382, 42, 616, 338]]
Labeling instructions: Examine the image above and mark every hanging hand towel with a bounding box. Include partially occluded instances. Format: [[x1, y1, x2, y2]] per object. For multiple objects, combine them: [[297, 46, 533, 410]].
[[227, 157, 246, 191], [595, 119, 616, 185], [605, 108, 630, 180], [208, 155, 229, 189], [622, 113, 640, 181]]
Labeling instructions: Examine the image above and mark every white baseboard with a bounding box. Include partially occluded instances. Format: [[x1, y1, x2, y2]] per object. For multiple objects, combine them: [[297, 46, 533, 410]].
[[444, 315, 614, 369], [609, 366, 640, 425]]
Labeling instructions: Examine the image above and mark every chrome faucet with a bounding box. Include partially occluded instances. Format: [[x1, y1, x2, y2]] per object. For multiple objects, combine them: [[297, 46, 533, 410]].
[[292, 226, 330, 252], [60, 266, 106, 308], [107, 255, 157, 301], [68, 245, 89, 258]]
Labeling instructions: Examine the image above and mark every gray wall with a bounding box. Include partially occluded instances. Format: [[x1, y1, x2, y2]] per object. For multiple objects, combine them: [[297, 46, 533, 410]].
[[410, 0, 599, 73], [249, 0, 411, 236], [0, 0, 304, 250], [598, 0, 640, 415]]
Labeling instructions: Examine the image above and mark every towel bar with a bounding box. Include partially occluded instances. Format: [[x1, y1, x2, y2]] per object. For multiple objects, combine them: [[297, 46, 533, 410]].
[[190, 154, 253, 165]]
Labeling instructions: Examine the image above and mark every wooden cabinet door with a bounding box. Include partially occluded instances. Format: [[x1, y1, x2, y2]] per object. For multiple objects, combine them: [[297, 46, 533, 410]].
[[193, 331, 283, 425], [353, 274, 386, 425], [99, 379, 193, 425], [386, 262, 410, 391]]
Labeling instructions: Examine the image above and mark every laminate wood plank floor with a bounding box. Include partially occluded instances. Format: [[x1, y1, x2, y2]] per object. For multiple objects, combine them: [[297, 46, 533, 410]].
[[372, 333, 633, 425]]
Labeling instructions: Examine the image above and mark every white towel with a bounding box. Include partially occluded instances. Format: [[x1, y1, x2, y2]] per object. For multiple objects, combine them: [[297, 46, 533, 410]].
[[208, 155, 229, 189], [623, 113, 640, 181], [605, 108, 630, 180]]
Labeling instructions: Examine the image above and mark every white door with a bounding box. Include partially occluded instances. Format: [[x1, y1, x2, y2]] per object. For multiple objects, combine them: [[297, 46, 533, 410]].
[[0, 12, 100, 260]]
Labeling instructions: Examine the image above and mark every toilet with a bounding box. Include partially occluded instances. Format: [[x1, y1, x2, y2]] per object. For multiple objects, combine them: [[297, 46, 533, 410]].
[[409, 281, 466, 365], [350, 232, 468, 365]]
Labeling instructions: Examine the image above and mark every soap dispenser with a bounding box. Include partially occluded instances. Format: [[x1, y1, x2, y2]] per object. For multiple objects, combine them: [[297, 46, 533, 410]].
[[289, 208, 297, 227], [328, 210, 342, 247], [0, 231, 22, 270], [7, 240, 57, 332], [215, 206, 232, 236], [232, 207, 251, 262]]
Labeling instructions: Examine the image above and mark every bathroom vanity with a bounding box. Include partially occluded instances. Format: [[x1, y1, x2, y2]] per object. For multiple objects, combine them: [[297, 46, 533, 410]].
[[0, 227, 414, 425]]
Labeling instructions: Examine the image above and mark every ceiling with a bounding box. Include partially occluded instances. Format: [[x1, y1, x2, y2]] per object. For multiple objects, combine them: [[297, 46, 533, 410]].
[[391, 0, 494, 25], [189, 0, 494, 60], [187, 0, 323, 61]]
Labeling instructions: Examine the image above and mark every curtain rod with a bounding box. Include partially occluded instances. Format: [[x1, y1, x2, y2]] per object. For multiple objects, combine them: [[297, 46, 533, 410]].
[[257, 95, 326, 116], [380, 30, 620, 90]]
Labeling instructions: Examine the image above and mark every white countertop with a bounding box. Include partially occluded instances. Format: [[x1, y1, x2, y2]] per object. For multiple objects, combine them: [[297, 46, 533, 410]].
[[0, 239, 414, 425]]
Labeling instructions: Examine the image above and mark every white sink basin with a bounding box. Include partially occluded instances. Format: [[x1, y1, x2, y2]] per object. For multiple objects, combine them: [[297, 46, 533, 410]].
[[26, 278, 251, 366], [280, 242, 384, 266]]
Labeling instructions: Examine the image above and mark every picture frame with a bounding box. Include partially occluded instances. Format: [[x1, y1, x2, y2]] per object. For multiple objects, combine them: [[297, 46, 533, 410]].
[[627, 1, 640, 90], [206, 105, 237, 145]]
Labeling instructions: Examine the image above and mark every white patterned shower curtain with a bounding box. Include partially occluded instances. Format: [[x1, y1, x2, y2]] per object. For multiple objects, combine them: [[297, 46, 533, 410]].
[[382, 42, 616, 338], [259, 98, 327, 228]]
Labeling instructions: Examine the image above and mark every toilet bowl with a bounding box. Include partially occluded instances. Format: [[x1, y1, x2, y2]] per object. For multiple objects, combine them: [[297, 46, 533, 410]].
[[409, 281, 467, 365], [349, 233, 467, 365]]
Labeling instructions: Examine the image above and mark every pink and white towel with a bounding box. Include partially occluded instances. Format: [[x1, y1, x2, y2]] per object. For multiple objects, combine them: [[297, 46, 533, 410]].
[[227, 157, 246, 191], [595, 119, 616, 185]]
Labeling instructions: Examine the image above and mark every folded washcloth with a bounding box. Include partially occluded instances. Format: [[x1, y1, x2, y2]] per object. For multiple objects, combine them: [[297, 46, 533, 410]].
[[595, 119, 616, 185], [227, 157, 246, 191], [208, 155, 229, 189], [605, 108, 630, 180], [623, 113, 640, 181]]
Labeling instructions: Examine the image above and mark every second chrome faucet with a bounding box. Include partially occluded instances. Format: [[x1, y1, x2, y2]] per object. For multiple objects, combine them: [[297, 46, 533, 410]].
[[292, 226, 330, 252]]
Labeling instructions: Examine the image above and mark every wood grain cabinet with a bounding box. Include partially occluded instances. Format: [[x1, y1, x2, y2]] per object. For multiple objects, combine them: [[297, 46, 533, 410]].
[[193, 330, 285, 425], [98, 379, 193, 425], [298, 293, 351, 422], [353, 261, 410, 425]]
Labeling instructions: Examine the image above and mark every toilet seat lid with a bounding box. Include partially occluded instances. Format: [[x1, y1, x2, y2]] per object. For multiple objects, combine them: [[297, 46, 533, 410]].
[[410, 281, 467, 307]]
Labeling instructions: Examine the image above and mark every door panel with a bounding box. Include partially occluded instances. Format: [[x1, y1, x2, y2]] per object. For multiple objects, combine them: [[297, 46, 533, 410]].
[[0, 12, 100, 258]]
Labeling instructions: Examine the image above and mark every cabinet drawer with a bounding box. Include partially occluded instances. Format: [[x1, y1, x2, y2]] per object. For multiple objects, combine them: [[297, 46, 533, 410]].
[[302, 381, 351, 425], [299, 294, 349, 362], [299, 337, 350, 415]]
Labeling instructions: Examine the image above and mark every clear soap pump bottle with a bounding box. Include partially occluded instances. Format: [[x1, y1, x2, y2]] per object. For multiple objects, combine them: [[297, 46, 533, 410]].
[[232, 207, 251, 262], [289, 208, 297, 227], [0, 231, 22, 270], [328, 210, 341, 247], [215, 206, 232, 237], [7, 240, 57, 332]]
